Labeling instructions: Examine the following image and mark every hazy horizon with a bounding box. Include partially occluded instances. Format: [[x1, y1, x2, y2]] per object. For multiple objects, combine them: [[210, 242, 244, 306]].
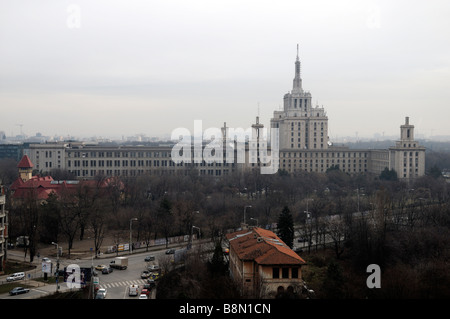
[[1, 1, 449, 141]]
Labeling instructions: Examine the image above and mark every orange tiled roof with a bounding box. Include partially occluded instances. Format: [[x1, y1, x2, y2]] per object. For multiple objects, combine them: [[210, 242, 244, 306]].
[[226, 227, 306, 265]]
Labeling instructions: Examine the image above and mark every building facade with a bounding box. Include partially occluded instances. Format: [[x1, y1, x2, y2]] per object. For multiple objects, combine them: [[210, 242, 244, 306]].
[[270, 47, 426, 179], [226, 226, 307, 298], [21, 47, 425, 180]]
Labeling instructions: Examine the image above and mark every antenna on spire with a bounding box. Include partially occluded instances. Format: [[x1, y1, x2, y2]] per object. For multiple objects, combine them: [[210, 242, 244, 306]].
[[296, 43, 299, 60]]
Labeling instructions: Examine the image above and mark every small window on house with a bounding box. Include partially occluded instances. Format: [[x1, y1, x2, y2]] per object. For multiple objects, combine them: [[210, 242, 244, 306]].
[[273, 267, 279, 279], [292, 268, 298, 278], [282, 268, 289, 278]]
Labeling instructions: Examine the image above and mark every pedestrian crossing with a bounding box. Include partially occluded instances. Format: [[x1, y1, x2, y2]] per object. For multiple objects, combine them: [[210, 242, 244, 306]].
[[100, 279, 147, 289]]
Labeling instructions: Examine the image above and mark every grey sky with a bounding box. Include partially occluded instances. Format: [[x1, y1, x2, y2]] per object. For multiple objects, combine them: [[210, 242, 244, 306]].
[[1, 0, 449, 140]]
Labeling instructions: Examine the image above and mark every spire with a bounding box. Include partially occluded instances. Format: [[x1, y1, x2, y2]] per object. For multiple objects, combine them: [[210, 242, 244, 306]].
[[293, 44, 302, 92]]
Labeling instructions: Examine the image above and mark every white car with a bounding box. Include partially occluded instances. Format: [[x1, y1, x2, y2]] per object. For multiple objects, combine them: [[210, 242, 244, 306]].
[[6, 272, 25, 282], [139, 294, 148, 299], [97, 288, 107, 297]]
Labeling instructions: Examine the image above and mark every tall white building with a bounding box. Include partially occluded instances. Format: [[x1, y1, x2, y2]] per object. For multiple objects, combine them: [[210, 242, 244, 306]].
[[268, 46, 426, 179], [271, 45, 329, 151]]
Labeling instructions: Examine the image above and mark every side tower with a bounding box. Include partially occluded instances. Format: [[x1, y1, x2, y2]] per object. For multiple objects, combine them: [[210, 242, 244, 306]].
[[271, 45, 329, 150], [389, 117, 426, 179], [17, 155, 34, 182]]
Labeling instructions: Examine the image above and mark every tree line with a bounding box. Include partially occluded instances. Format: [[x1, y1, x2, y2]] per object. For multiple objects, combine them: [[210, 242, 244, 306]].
[[2, 155, 450, 297]]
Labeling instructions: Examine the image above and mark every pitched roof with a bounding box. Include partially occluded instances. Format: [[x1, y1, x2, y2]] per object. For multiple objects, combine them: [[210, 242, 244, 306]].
[[17, 155, 33, 168], [226, 227, 306, 266]]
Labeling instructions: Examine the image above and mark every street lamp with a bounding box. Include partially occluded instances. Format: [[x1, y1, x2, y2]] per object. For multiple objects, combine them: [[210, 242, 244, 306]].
[[188, 211, 200, 250], [244, 205, 252, 225], [129, 218, 138, 255], [250, 217, 258, 226]]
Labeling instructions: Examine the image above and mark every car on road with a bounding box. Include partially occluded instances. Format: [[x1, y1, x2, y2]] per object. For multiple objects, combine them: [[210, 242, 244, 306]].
[[42, 257, 51, 262], [97, 288, 107, 298], [146, 279, 156, 288], [6, 272, 25, 282], [143, 283, 153, 290], [141, 270, 151, 279], [165, 249, 175, 254], [144, 255, 155, 262], [148, 265, 160, 272], [95, 265, 107, 270], [102, 266, 113, 274], [141, 288, 150, 296], [129, 284, 139, 296], [9, 287, 30, 296], [95, 292, 105, 299], [139, 294, 148, 299]]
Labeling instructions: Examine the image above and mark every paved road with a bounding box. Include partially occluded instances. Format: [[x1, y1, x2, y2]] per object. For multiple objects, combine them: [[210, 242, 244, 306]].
[[1, 241, 200, 299]]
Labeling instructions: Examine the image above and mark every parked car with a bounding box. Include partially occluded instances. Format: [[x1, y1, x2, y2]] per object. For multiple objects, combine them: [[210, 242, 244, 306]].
[[144, 255, 155, 262], [102, 267, 113, 274], [165, 249, 175, 254], [9, 287, 30, 295], [143, 283, 153, 290], [6, 272, 25, 282]]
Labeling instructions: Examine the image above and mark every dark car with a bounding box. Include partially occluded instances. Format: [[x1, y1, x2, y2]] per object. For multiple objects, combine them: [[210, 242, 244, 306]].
[[144, 255, 155, 262], [102, 267, 113, 274], [9, 287, 30, 296], [165, 249, 175, 254]]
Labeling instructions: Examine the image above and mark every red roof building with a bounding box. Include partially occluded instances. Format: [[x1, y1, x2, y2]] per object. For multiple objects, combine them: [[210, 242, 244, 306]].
[[226, 226, 306, 298], [10, 155, 119, 204], [17, 155, 34, 169]]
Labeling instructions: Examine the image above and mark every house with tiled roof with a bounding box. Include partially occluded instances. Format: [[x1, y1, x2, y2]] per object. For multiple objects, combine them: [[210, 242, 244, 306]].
[[225, 226, 306, 298], [10, 155, 120, 205]]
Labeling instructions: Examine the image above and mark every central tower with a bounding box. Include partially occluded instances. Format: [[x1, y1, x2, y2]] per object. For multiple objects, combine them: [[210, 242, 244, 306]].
[[271, 46, 329, 150]]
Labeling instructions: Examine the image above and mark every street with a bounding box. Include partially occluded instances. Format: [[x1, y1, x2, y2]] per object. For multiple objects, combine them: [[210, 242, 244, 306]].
[[0, 245, 179, 300]]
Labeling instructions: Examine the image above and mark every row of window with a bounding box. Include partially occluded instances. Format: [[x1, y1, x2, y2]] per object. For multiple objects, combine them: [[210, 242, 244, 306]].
[[272, 267, 299, 279], [66, 150, 171, 158], [282, 152, 368, 158], [68, 168, 230, 177], [66, 159, 235, 168]]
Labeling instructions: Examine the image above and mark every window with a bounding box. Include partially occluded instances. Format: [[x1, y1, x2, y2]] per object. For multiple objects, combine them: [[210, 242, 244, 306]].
[[273, 267, 280, 279], [282, 268, 289, 279]]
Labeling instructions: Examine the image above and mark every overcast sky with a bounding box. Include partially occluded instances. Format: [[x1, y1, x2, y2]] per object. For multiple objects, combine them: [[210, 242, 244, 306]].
[[1, 0, 449, 141]]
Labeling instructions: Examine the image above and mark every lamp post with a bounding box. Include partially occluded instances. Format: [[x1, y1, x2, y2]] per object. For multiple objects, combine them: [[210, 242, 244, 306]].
[[250, 217, 258, 227], [244, 205, 252, 225], [188, 211, 200, 250], [129, 218, 138, 255]]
